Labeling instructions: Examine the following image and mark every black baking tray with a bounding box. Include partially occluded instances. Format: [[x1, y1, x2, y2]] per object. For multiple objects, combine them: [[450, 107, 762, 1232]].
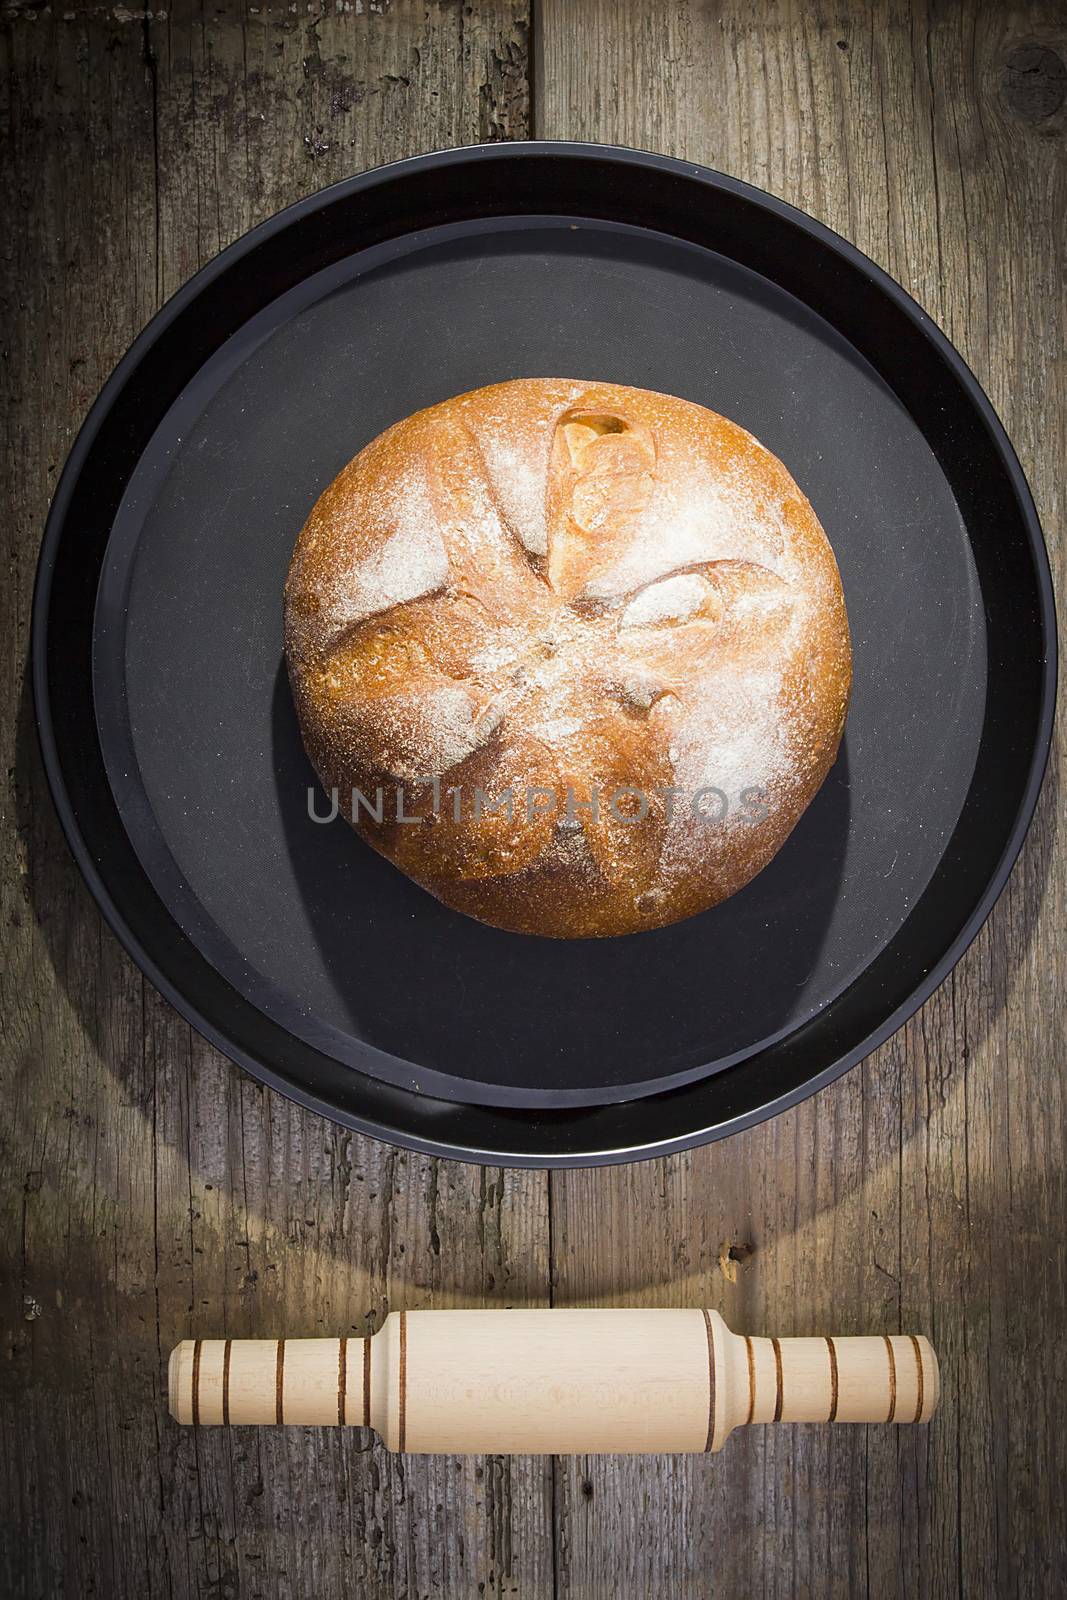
[[33, 143, 1056, 1166]]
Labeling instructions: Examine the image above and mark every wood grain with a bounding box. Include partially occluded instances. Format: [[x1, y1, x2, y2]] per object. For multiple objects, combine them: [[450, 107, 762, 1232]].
[[1, 0, 1064, 1595], [539, 2, 1066, 1596]]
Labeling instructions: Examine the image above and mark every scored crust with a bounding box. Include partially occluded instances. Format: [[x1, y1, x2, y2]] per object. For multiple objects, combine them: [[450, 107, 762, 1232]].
[[284, 378, 851, 937]]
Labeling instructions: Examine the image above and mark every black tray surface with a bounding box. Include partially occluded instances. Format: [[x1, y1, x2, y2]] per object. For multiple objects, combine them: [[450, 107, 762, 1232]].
[[34, 144, 1055, 1165]]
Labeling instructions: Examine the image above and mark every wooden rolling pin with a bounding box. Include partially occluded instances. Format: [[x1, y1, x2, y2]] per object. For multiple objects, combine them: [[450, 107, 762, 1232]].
[[169, 1310, 938, 1454]]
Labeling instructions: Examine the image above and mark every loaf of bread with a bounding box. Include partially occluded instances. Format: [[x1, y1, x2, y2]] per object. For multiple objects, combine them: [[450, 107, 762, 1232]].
[[284, 379, 851, 937]]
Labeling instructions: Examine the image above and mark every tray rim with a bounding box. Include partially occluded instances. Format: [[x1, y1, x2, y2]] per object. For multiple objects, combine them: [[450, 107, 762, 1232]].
[[32, 140, 1058, 1167]]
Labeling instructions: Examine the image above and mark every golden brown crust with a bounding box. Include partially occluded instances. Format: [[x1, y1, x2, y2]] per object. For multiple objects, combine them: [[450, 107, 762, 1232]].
[[284, 379, 851, 937]]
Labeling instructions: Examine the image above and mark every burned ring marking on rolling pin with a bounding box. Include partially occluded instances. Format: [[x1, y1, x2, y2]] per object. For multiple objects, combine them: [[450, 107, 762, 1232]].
[[191, 1338, 203, 1427], [825, 1336, 839, 1422], [275, 1338, 286, 1425], [337, 1337, 347, 1426], [771, 1337, 784, 1422], [398, 1311, 408, 1451], [909, 1334, 924, 1423], [222, 1339, 232, 1426], [363, 1335, 372, 1427], [701, 1309, 715, 1451], [744, 1336, 756, 1426], [884, 1335, 897, 1422]]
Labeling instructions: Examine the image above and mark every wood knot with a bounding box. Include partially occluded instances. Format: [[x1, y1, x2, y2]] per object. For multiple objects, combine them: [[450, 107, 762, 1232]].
[[719, 1240, 754, 1282], [1000, 44, 1066, 124]]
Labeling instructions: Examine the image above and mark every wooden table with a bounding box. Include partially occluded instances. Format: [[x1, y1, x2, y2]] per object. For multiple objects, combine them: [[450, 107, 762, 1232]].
[[2, 3, 1064, 1595]]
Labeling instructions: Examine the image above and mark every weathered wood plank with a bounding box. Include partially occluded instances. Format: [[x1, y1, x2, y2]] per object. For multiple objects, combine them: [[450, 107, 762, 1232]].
[[538, 2, 1065, 1597], [0, 4, 545, 1598]]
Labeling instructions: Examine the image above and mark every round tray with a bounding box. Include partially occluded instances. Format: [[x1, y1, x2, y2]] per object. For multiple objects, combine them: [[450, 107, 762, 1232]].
[[33, 143, 1056, 1166]]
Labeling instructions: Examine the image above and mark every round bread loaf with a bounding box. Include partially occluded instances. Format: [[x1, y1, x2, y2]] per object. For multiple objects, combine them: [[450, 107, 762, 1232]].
[[284, 379, 851, 937]]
